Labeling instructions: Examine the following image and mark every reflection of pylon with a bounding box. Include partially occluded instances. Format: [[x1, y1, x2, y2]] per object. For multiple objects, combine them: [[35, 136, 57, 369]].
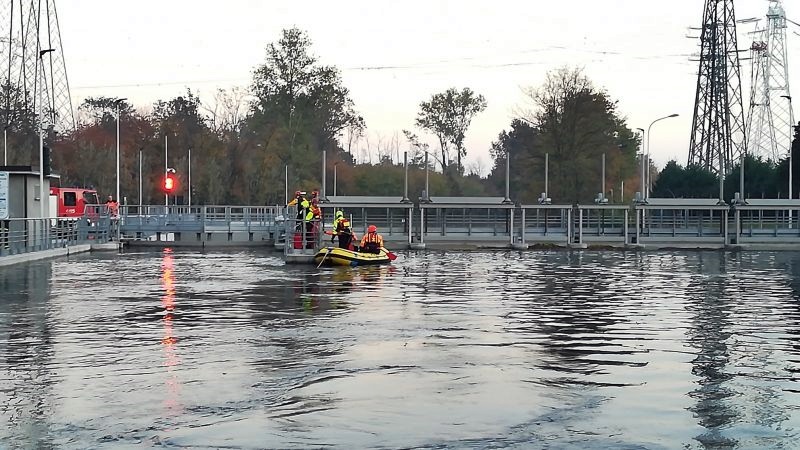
[[0, 0, 74, 132], [746, 0, 793, 162], [688, 0, 747, 175]]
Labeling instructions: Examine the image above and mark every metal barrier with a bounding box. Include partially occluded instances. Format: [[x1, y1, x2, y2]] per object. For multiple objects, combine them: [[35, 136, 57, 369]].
[[517, 204, 572, 246], [284, 217, 322, 257], [117, 205, 281, 242], [0, 216, 107, 256]]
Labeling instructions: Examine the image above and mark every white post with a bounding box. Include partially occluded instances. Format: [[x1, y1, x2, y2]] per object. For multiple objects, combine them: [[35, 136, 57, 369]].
[[138, 148, 142, 206], [785, 95, 794, 225], [38, 74, 44, 219], [601, 153, 606, 199], [424, 151, 430, 200], [37, 51, 54, 219], [188, 148, 192, 207], [284, 165, 288, 205], [334, 163, 338, 197], [116, 102, 121, 208], [3, 127, 6, 165], [164, 135, 168, 207], [545, 153, 549, 198]]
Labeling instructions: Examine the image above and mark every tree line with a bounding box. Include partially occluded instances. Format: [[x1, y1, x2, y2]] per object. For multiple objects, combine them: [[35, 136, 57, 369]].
[[2, 28, 651, 206]]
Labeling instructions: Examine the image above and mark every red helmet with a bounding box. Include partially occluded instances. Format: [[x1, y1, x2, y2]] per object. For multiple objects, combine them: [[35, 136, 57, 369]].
[[295, 190, 301, 196], [368, 225, 377, 233]]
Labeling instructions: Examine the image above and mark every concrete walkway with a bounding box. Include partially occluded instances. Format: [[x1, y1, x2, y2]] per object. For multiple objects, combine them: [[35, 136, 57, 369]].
[[0, 242, 118, 267]]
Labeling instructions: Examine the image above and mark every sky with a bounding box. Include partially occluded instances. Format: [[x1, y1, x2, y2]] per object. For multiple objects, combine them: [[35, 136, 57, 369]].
[[57, 0, 800, 175]]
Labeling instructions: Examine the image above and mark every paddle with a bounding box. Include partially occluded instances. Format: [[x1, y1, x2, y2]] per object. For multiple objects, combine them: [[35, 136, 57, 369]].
[[316, 247, 331, 268], [383, 248, 397, 261]]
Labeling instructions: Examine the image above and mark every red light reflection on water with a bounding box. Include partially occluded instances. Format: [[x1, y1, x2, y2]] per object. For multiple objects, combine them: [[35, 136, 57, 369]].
[[160, 248, 181, 412]]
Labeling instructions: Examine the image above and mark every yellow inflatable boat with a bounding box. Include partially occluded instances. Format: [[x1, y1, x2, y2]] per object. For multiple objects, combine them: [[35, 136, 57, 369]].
[[313, 246, 394, 267]]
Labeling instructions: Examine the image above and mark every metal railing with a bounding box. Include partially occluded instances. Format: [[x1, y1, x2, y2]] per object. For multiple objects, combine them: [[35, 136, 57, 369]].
[[0, 216, 110, 257], [284, 217, 322, 256], [118, 205, 281, 237]]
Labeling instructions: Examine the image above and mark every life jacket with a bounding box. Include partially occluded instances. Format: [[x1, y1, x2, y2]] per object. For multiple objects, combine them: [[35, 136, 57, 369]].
[[360, 232, 383, 251], [335, 217, 351, 234]]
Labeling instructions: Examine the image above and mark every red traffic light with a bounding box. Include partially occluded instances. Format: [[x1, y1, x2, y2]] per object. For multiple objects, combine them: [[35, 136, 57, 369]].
[[164, 173, 177, 193]]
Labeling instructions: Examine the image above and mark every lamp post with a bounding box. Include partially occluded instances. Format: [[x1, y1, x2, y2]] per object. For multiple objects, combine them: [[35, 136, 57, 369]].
[[37, 48, 54, 219], [781, 95, 794, 200], [636, 128, 645, 199], [646, 114, 679, 199], [781, 95, 795, 225], [333, 162, 338, 197]]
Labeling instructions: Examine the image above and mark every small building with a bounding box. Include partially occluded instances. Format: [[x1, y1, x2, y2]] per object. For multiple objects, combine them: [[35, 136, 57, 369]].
[[0, 166, 55, 253]]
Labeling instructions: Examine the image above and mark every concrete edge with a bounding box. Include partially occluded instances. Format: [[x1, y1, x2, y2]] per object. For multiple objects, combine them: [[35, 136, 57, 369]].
[[0, 244, 92, 267]]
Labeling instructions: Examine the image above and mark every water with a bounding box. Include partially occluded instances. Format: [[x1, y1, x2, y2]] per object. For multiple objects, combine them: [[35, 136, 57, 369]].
[[2, 249, 800, 449]]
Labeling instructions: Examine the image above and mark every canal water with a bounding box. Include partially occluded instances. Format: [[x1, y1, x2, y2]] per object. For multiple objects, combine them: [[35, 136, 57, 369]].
[[2, 249, 800, 449]]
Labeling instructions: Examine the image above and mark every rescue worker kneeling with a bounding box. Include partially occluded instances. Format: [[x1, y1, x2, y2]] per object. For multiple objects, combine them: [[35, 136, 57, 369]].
[[359, 224, 384, 254], [331, 210, 355, 250]]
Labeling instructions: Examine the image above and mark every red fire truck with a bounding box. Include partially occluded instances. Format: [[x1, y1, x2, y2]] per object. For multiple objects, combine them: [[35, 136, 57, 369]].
[[49, 187, 100, 218]]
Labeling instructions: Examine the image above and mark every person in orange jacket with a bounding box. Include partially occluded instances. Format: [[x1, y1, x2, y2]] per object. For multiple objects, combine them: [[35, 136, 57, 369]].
[[359, 224, 384, 254]]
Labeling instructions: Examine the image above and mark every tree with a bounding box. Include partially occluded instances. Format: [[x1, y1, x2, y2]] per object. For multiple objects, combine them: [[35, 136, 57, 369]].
[[489, 67, 638, 203], [415, 87, 487, 173], [247, 27, 363, 203]]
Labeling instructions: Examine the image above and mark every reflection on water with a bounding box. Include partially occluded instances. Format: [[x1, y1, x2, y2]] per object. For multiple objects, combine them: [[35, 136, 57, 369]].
[[1, 249, 800, 448], [160, 249, 181, 414]]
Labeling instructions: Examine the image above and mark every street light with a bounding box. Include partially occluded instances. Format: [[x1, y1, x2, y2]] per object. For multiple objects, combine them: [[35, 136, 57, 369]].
[[781, 96, 794, 201], [37, 48, 54, 219], [636, 128, 645, 199], [646, 114, 679, 199]]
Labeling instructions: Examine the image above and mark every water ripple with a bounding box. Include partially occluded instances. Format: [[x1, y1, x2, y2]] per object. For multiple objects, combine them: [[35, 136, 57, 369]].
[[2, 249, 800, 448]]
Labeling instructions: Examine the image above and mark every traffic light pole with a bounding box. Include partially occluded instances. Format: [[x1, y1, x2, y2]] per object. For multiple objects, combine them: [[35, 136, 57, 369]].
[[164, 135, 168, 207]]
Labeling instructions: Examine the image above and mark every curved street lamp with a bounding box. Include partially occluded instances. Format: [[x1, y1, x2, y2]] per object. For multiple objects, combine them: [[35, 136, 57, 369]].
[[645, 114, 679, 199]]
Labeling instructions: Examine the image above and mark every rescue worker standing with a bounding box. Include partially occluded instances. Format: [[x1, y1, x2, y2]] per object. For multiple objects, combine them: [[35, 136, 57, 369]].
[[359, 224, 384, 254], [105, 195, 119, 219], [287, 191, 311, 229], [287, 190, 315, 248], [331, 210, 355, 250]]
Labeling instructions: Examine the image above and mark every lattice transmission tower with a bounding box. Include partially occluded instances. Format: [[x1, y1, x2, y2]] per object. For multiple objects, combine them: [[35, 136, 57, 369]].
[[746, 0, 793, 162], [688, 0, 747, 174], [0, 0, 74, 134]]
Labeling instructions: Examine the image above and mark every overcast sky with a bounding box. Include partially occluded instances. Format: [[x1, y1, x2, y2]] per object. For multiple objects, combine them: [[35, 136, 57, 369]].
[[58, 0, 798, 174]]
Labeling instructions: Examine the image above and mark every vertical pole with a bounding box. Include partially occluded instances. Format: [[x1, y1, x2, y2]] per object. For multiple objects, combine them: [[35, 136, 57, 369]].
[[601, 153, 606, 199], [284, 165, 288, 205], [116, 104, 120, 208], [164, 135, 168, 207], [38, 62, 44, 219], [334, 163, 338, 197], [322, 150, 327, 200], [504, 150, 510, 202], [408, 207, 412, 246], [403, 151, 408, 201], [739, 152, 744, 203], [718, 148, 724, 203], [3, 127, 6, 165], [621, 180, 625, 203], [188, 148, 192, 207], [424, 151, 430, 200], [788, 97, 795, 226], [641, 150, 646, 199], [545, 153, 549, 198], [138, 148, 142, 206]]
